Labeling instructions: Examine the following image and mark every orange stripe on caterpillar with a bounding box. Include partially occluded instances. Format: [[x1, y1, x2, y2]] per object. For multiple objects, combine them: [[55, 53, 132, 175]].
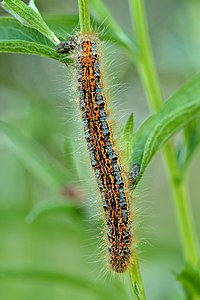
[[58, 33, 133, 273]]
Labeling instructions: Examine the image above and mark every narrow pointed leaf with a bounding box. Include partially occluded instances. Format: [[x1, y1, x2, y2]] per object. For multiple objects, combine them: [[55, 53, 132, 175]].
[[0, 17, 72, 61], [131, 74, 200, 187], [1, 0, 60, 44], [122, 113, 134, 164], [177, 119, 200, 171]]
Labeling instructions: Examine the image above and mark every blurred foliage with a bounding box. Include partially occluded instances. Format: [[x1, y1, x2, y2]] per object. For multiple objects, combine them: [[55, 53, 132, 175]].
[[0, 0, 200, 299], [177, 264, 200, 299]]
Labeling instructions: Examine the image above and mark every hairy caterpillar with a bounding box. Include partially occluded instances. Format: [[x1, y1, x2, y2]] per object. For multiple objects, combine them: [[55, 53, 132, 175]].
[[58, 33, 133, 273]]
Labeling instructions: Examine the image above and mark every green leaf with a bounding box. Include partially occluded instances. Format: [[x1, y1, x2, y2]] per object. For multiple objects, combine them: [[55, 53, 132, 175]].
[[131, 74, 200, 187], [1, 0, 60, 44], [28, 0, 40, 14], [0, 39, 59, 59], [177, 119, 200, 172], [122, 113, 134, 164], [0, 17, 72, 61], [0, 12, 135, 61], [26, 200, 82, 224], [0, 120, 70, 193], [177, 264, 200, 298]]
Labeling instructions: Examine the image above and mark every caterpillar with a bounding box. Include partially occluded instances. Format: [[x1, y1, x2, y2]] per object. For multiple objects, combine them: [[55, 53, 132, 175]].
[[58, 33, 133, 273]]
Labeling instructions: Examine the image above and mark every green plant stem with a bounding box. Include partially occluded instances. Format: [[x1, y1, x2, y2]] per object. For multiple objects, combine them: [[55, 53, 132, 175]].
[[129, 0, 198, 267], [129, 256, 146, 300], [78, 0, 91, 32], [128, 0, 162, 111], [164, 143, 198, 266]]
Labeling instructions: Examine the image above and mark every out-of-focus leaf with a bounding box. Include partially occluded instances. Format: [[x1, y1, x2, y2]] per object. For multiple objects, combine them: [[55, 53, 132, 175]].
[[90, 0, 138, 60], [26, 200, 82, 224], [177, 264, 200, 298], [131, 74, 200, 187], [0, 121, 70, 193], [44, 14, 79, 40]]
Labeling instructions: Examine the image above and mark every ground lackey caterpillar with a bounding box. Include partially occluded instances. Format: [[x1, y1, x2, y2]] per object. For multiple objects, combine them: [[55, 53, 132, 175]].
[[58, 33, 133, 273]]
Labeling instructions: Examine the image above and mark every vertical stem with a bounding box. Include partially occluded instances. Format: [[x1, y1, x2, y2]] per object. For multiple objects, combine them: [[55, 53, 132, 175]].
[[128, 0, 198, 267], [129, 256, 146, 300], [129, 0, 162, 111], [164, 144, 198, 266], [78, 0, 91, 33]]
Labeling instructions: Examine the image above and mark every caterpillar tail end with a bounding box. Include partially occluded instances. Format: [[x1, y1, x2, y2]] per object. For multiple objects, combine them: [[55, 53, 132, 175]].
[[110, 255, 131, 273]]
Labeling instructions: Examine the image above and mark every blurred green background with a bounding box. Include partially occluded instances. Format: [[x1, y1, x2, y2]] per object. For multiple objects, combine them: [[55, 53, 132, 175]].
[[0, 0, 200, 299]]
